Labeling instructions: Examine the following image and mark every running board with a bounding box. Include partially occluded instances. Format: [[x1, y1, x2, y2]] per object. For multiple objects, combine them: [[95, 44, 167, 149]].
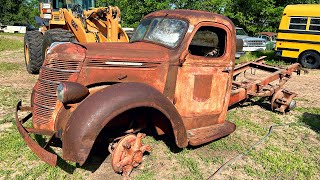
[[187, 121, 236, 146]]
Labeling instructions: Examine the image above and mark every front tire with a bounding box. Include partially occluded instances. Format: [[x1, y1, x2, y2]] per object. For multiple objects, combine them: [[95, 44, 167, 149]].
[[299, 51, 320, 69], [24, 30, 43, 74], [42, 29, 75, 63]]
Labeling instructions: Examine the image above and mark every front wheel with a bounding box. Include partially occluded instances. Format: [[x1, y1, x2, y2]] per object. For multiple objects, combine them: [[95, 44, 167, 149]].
[[299, 51, 320, 69], [24, 30, 43, 74]]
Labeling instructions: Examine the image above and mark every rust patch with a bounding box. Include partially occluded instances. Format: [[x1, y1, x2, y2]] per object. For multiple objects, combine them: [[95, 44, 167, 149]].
[[193, 75, 212, 102]]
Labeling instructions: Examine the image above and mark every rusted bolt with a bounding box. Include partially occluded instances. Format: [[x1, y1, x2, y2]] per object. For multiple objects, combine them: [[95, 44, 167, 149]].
[[122, 141, 131, 149]]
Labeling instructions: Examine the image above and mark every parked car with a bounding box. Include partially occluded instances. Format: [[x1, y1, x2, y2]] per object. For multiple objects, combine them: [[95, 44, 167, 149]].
[[236, 27, 266, 53], [256, 32, 276, 50]]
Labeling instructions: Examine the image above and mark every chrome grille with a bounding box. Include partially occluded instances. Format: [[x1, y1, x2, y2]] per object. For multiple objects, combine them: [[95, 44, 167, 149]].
[[33, 59, 81, 125], [247, 41, 265, 47]]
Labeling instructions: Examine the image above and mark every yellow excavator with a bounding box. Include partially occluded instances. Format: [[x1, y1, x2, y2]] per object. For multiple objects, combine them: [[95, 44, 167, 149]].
[[24, 0, 129, 74]]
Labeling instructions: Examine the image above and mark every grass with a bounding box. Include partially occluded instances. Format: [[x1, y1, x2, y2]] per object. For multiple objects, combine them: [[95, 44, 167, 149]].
[[0, 125, 89, 179], [0, 36, 23, 52], [0, 62, 21, 73], [0, 32, 25, 37], [296, 107, 320, 133], [248, 145, 319, 179], [0, 86, 28, 109]]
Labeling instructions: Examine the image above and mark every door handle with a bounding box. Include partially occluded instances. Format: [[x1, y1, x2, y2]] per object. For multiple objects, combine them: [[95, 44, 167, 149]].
[[222, 67, 232, 73]]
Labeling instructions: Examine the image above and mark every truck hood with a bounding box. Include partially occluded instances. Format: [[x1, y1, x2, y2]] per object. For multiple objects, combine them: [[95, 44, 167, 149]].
[[83, 42, 171, 62], [236, 35, 265, 42]]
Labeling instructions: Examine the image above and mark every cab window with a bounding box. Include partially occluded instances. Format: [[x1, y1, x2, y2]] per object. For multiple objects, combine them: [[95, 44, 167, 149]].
[[188, 26, 226, 58]]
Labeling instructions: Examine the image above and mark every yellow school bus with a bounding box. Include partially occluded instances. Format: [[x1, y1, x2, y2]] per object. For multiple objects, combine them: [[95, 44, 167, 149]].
[[275, 4, 320, 69]]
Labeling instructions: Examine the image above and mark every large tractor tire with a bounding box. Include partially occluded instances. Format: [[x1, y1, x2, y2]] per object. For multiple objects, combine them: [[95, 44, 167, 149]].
[[42, 29, 75, 63], [299, 51, 320, 69], [24, 30, 43, 74]]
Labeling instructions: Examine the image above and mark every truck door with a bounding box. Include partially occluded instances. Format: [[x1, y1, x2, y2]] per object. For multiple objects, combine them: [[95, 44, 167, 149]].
[[175, 22, 234, 130]]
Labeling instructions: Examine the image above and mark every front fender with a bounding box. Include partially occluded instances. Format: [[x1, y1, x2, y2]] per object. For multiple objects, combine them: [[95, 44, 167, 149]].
[[62, 82, 187, 165]]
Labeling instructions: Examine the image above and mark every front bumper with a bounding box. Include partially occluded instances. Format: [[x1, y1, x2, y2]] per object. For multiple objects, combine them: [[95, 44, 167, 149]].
[[15, 101, 57, 166], [242, 46, 266, 52]]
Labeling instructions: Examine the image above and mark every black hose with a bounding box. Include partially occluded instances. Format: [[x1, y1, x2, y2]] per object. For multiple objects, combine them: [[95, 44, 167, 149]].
[[207, 122, 304, 179]]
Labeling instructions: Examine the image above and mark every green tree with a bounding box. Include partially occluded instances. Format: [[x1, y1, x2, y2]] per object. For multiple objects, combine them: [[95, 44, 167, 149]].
[[172, 0, 228, 14], [0, 0, 39, 26], [96, 0, 171, 27], [224, 0, 283, 34], [118, 0, 171, 27]]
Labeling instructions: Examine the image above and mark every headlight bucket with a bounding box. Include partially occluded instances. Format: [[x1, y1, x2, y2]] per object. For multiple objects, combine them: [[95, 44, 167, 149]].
[[56, 82, 89, 104]]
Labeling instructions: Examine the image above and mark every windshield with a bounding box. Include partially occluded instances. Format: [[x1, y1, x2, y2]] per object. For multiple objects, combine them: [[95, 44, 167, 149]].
[[130, 17, 188, 48], [52, 0, 96, 10], [236, 28, 248, 36]]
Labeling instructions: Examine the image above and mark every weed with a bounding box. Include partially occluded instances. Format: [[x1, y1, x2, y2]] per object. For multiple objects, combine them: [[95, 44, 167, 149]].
[[0, 87, 29, 110], [0, 62, 21, 73], [248, 145, 319, 179], [237, 50, 290, 66], [0, 36, 23, 52], [0, 113, 14, 124], [173, 149, 203, 179], [134, 170, 155, 180], [296, 107, 320, 133], [0, 32, 24, 37]]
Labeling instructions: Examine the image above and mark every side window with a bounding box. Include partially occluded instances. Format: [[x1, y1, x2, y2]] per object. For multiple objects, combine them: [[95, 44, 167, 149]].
[[188, 26, 226, 58], [260, 35, 268, 41], [309, 17, 320, 31], [289, 17, 307, 30]]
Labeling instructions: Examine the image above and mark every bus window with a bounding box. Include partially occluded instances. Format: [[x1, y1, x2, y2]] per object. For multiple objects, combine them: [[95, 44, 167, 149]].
[[309, 18, 320, 31], [289, 17, 307, 30]]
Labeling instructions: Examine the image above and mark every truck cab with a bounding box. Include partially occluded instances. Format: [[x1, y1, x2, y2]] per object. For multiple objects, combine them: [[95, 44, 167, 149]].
[[17, 9, 239, 176]]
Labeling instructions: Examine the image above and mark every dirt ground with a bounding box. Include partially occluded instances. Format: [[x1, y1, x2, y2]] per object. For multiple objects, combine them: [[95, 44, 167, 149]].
[[0, 35, 319, 179]]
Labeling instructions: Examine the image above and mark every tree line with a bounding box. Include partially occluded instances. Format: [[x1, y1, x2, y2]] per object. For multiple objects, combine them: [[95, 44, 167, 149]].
[[0, 0, 319, 35]]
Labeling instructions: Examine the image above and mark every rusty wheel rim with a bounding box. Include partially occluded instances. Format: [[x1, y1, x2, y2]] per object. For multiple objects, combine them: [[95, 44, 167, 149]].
[[111, 133, 151, 176], [111, 134, 136, 174]]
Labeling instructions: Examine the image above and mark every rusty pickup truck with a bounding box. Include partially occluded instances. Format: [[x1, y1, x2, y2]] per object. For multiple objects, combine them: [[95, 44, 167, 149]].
[[15, 9, 300, 176]]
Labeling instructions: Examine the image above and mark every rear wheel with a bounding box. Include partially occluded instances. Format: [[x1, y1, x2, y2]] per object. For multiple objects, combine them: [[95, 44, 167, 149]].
[[299, 51, 320, 69], [24, 30, 43, 74], [42, 29, 75, 62]]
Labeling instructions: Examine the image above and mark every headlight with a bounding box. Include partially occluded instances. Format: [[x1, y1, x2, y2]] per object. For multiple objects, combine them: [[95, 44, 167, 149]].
[[56, 82, 89, 104], [243, 41, 248, 46], [47, 42, 69, 55], [56, 83, 65, 102]]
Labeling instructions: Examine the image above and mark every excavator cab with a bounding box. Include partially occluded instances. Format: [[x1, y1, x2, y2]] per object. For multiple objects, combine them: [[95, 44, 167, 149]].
[[50, 0, 96, 10]]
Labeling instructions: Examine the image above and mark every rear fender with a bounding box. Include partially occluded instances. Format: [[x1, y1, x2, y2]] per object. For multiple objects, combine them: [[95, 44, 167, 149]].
[[62, 82, 187, 165]]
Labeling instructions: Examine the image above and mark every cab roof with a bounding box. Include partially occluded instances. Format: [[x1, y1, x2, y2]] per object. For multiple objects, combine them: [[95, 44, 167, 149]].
[[145, 9, 234, 30]]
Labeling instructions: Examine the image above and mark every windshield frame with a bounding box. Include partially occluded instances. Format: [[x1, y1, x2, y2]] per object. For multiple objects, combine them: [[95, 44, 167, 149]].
[[130, 16, 189, 49]]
